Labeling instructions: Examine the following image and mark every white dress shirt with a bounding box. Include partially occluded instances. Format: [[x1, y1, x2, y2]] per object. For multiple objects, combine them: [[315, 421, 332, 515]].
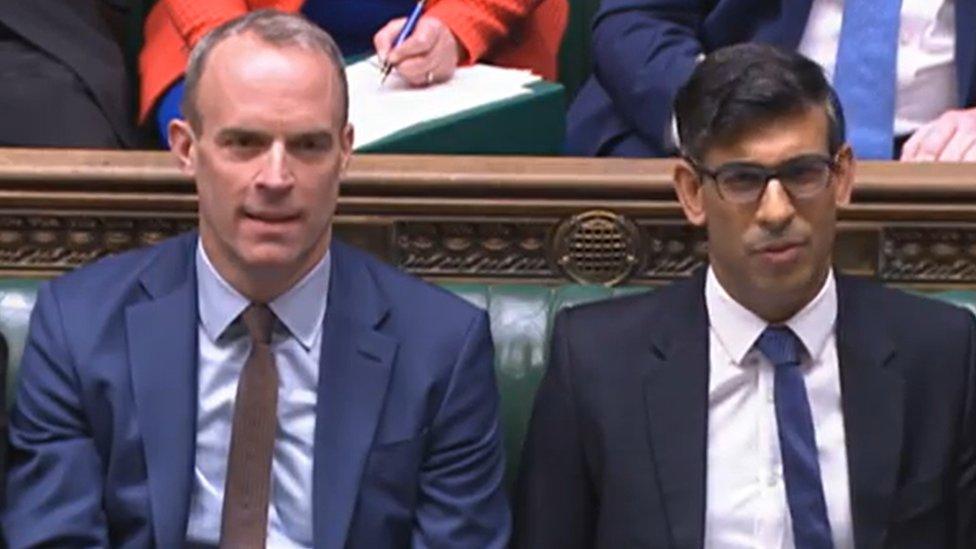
[[703, 268, 854, 549], [185, 242, 331, 547], [797, 0, 957, 136]]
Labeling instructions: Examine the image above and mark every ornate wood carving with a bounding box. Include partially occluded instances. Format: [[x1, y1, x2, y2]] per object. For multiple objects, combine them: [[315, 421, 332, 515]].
[[880, 226, 976, 283], [0, 213, 195, 275], [638, 223, 708, 280], [394, 220, 553, 278], [2, 149, 976, 287]]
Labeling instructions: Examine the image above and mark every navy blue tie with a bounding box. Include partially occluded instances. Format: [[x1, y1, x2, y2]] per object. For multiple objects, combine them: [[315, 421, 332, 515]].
[[756, 326, 834, 549]]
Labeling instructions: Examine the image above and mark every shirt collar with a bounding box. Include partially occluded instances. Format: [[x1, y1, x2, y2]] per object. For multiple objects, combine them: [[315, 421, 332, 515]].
[[196, 240, 331, 350], [784, 268, 836, 362], [196, 242, 249, 343], [268, 250, 331, 350], [704, 266, 837, 363]]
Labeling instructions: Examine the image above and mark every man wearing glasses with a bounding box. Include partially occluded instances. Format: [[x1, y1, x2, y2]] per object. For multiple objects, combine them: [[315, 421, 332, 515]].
[[514, 43, 975, 549]]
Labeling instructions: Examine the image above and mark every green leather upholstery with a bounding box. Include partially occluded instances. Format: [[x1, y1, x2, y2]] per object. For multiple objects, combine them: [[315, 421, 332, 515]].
[[3, 277, 976, 491], [441, 283, 650, 484], [1, 280, 37, 413], [0, 313, 6, 488], [1, 279, 36, 488]]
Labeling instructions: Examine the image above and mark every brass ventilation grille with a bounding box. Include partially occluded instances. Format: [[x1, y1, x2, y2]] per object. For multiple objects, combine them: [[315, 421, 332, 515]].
[[552, 210, 641, 285]]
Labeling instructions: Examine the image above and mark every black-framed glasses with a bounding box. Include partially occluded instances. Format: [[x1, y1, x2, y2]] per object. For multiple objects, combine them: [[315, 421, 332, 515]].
[[685, 153, 838, 204]]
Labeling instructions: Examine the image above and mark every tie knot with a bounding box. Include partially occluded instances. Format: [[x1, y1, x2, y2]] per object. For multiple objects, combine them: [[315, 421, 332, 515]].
[[756, 325, 801, 367], [241, 304, 274, 345]]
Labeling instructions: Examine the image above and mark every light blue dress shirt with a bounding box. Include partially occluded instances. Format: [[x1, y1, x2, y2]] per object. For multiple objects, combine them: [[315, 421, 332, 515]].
[[185, 242, 331, 547]]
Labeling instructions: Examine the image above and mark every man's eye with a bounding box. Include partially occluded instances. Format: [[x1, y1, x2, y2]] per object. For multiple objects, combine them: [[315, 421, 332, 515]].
[[719, 171, 764, 190], [291, 137, 331, 153], [782, 164, 828, 184], [223, 135, 263, 149]]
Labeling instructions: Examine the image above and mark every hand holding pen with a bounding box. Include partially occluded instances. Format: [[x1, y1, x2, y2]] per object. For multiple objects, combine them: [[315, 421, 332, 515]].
[[373, 2, 463, 87], [379, 0, 426, 83]]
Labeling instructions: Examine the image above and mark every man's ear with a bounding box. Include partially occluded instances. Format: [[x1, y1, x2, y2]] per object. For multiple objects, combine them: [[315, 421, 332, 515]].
[[832, 144, 855, 206], [674, 159, 708, 226], [339, 123, 354, 173], [168, 119, 197, 176]]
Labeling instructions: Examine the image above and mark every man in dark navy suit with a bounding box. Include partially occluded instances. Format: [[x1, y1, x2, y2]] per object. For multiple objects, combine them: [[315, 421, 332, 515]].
[[3, 11, 509, 548], [567, 0, 976, 161], [0, 0, 140, 148], [517, 44, 975, 548]]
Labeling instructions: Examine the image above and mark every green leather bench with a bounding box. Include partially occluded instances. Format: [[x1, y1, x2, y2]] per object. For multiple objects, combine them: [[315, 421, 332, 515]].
[[3, 278, 976, 490]]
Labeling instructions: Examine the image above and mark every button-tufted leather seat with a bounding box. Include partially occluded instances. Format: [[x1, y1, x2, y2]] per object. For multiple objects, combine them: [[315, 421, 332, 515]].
[[3, 278, 976, 490]]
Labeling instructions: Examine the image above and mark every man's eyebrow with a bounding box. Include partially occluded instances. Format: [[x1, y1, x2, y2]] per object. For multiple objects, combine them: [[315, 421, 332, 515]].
[[213, 128, 334, 141], [718, 153, 831, 168], [287, 129, 334, 140], [215, 127, 270, 140]]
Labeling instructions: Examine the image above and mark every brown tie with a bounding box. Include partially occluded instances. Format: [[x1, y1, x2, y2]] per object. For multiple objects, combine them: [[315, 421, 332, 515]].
[[220, 304, 277, 549]]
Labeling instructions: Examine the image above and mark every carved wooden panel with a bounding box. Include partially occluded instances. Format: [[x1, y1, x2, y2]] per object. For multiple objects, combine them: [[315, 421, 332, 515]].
[[0, 213, 195, 274], [389, 215, 710, 284], [394, 220, 553, 278], [2, 149, 976, 288], [638, 223, 708, 280], [880, 226, 976, 283]]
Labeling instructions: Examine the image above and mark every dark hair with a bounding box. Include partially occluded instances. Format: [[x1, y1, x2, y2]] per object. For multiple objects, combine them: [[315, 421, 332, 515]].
[[674, 43, 845, 160], [182, 10, 348, 132]]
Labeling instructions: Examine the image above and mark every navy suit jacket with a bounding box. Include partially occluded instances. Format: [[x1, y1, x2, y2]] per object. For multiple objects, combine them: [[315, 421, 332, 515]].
[[2, 232, 510, 548], [0, 0, 139, 148], [514, 269, 976, 548], [566, 0, 976, 157]]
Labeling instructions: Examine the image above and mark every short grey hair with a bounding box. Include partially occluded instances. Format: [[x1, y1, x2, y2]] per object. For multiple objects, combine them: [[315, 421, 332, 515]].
[[181, 10, 348, 131]]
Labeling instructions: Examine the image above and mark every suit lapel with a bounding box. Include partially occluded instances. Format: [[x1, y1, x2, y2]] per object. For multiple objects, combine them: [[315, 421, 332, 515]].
[[126, 234, 199, 548], [313, 241, 398, 549], [643, 270, 710, 549], [835, 276, 902, 549]]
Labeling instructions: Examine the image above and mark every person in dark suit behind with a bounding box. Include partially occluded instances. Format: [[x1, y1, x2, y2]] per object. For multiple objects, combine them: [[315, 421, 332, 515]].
[[0, 0, 139, 148], [516, 43, 975, 548], [2, 10, 509, 548], [567, 0, 976, 161]]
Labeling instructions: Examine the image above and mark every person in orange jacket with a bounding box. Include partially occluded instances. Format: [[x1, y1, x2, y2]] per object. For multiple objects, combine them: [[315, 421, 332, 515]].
[[141, 0, 566, 144]]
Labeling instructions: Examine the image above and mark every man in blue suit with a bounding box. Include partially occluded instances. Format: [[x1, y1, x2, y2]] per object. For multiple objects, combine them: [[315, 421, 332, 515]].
[[2, 10, 510, 548], [567, 0, 976, 160]]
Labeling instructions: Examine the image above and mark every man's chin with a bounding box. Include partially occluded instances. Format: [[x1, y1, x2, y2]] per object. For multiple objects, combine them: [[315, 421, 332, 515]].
[[238, 237, 331, 273], [238, 244, 302, 270], [752, 265, 824, 300]]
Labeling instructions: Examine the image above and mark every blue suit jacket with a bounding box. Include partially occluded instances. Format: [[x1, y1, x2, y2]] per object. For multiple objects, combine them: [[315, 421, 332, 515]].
[[2, 232, 510, 548], [566, 0, 976, 157]]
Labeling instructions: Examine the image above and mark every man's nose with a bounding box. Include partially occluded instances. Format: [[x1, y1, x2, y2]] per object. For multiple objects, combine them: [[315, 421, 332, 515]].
[[755, 178, 796, 231], [256, 142, 294, 189]]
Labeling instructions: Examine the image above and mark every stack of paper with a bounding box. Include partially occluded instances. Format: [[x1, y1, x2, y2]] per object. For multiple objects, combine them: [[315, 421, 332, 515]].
[[346, 56, 542, 149]]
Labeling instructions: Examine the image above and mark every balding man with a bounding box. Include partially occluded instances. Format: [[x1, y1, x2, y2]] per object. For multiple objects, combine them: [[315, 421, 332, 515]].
[[2, 11, 509, 548]]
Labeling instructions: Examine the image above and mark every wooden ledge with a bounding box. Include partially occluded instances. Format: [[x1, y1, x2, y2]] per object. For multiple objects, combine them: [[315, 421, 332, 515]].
[[1, 148, 976, 286]]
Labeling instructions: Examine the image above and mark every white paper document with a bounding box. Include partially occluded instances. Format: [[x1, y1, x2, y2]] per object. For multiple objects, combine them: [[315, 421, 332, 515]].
[[346, 57, 542, 149]]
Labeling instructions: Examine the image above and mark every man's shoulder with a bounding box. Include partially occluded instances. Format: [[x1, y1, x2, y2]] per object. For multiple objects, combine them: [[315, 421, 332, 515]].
[[46, 232, 193, 307], [841, 275, 971, 317], [557, 274, 699, 336], [839, 275, 975, 339], [333, 239, 485, 326], [567, 272, 697, 313]]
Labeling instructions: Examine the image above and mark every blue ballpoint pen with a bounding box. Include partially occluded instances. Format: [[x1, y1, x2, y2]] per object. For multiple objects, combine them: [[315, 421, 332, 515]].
[[380, 0, 427, 83]]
